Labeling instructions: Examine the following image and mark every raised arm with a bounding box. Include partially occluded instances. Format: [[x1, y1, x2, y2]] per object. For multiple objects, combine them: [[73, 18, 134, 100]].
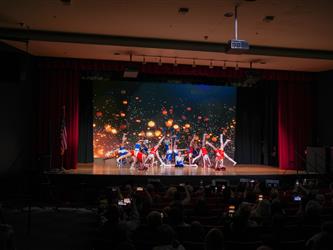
[[202, 133, 207, 146], [222, 139, 231, 149], [190, 134, 196, 146], [206, 141, 217, 151], [157, 136, 165, 147], [122, 133, 127, 144]]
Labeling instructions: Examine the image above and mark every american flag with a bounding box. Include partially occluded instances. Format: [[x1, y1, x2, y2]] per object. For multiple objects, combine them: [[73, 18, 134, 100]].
[[60, 106, 67, 156]]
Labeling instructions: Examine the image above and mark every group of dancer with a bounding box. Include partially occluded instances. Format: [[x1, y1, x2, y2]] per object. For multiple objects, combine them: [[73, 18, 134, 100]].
[[104, 133, 237, 171]]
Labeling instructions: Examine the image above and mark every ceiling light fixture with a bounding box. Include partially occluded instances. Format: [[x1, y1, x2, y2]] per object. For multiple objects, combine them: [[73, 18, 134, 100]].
[[223, 61, 227, 70], [158, 56, 162, 66], [174, 58, 178, 67], [178, 7, 189, 15], [209, 60, 213, 69], [142, 56, 146, 65], [192, 59, 196, 68], [235, 62, 239, 70]]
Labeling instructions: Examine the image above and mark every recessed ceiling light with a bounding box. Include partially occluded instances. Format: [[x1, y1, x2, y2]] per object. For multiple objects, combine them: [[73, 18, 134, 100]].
[[113, 52, 121, 56], [263, 16, 275, 23], [60, 0, 72, 6], [178, 7, 189, 15], [224, 12, 233, 18]]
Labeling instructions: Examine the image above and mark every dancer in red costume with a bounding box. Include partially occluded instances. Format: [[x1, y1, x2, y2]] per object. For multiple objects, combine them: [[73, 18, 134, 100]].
[[192, 133, 211, 168], [143, 136, 165, 168], [206, 134, 236, 170]]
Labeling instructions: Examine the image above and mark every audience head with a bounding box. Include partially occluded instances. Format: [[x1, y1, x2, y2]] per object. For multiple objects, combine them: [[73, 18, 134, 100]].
[[105, 204, 120, 223], [146, 211, 163, 229], [116, 242, 136, 250], [157, 224, 176, 246], [256, 246, 273, 250], [190, 221, 205, 241], [205, 228, 224, 250], [254, 199, 271, 218], [305, 200, 322, 217]]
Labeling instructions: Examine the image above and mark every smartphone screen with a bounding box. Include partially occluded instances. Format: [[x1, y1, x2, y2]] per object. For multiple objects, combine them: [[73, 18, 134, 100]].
[[124, 198, 131, 204], [118, 200, 126, 206]]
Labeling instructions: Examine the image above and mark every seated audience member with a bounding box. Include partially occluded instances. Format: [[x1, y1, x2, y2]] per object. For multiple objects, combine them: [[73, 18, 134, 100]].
[[205, 228, 225, 250], [99, 202, 140, 248], [166, 203, 189, 227], [194, 198, 209, 216], [256, 246, 273, 250], [153, 224, 185, 250], [0, 224, 15, 250], [230, 202, 258, 234], [306, 221, 333, 250], [146, 183, 162, 204], [189, 221, 205, 242], [251, 199, 272, 226], [115, 242, 136, 250], [303, 199, 322, 226], [133, 211, 163, 248], [147, 210, 163, 229]]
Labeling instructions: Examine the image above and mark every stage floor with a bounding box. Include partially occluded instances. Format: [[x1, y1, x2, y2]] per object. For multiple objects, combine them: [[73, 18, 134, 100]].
[[66, 159, 307, 177]]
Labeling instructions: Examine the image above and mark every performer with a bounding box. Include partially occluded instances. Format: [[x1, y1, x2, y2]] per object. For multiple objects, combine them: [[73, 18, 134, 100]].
[[160, 135, 176, 167], [187, 135, 196, 165], [175, 151, 198, 168], [117, 139, 147, 170], [175, 151, 185, 167], [220, 134, 237, 166], [104, 133, 128, 167], [141, 139, 150, 155], [206, 134, 236, 170], [192, 133, 211, 168], [117, 133, 129, 167], [143, 136, 165, 168]]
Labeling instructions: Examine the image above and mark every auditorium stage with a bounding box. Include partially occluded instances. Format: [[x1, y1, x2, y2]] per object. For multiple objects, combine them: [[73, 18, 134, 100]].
[[48, 159, 315, 186], [66, 159, 307, 177]]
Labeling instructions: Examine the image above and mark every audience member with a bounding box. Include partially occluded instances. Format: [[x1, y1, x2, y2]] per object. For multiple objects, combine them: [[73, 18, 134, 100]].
[[205, 228, 224, 250]]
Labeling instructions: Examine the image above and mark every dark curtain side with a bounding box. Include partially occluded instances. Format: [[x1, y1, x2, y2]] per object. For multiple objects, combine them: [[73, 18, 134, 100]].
[[37, 69, 79, 170], [78, 80, 93, 163], [235, 82, 278, 166], [278, 81, 313, 170]]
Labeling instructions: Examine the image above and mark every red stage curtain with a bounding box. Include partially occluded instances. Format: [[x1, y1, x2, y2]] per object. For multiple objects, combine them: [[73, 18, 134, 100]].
[[278, 81, 313, 170], [37, 68, 79, 170]]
